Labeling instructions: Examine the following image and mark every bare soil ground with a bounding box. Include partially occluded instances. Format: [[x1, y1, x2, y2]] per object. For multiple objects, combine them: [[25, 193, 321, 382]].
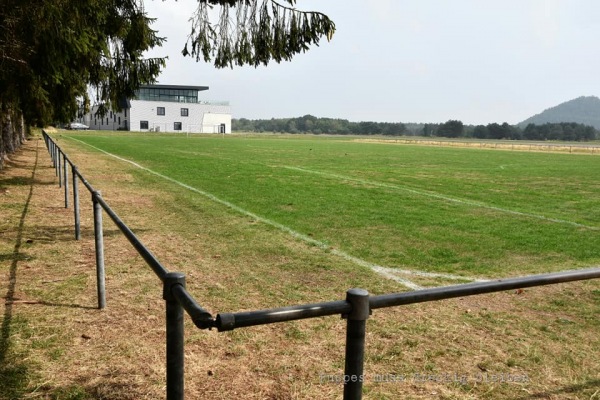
[[0, 134, 598, 399]]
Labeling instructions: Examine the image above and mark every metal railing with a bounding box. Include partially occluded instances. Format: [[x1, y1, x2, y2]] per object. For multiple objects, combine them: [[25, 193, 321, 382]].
[[42, 131, 600, 400]]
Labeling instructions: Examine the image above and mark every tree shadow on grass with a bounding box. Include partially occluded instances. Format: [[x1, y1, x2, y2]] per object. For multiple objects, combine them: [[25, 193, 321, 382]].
[[0, 176, 55, 188], [0, 225, 126, 251], [515, 379, 600, 399], [31, 380, 148, 400], [0, 142, 97, 400], [0, 362, 29, 400], [0, 142, 40, 399], [1, 141, 154, 400], [3, 300, 97, 311]]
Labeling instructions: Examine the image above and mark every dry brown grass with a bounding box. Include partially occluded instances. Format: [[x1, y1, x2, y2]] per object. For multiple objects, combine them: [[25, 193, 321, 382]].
[[0, 133, 598, 399], [354, 138, 600, 155]]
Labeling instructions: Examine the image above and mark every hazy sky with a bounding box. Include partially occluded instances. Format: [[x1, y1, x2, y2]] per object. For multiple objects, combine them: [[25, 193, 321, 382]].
[[142, 0, 600, 125]]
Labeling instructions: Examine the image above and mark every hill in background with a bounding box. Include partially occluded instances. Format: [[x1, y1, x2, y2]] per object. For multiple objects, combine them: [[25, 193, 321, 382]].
[[519, 96, 600, 129]]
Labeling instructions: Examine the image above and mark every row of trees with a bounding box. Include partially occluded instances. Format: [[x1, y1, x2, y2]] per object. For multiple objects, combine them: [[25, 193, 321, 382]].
[[521, 122, 597, 141], [234, 115, 407, 135], [425, 121, 597, 141], [0, 0, 335, 168], [234, 117, 598, 141]]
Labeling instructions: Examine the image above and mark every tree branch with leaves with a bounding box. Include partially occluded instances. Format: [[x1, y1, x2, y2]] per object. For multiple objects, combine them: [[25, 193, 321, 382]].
[[183, 0, 335, 68]]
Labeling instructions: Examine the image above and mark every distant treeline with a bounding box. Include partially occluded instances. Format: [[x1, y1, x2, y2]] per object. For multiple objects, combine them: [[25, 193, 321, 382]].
[[233, 115, 598, 141], [234, 115, 407, 136]]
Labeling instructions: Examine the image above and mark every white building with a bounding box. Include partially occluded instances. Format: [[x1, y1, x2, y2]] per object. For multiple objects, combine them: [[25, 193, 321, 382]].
[[78, 84, 232, 133]]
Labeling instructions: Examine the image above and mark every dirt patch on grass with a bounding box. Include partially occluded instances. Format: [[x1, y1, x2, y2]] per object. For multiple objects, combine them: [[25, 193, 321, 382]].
[[0, 134, 598, 399]]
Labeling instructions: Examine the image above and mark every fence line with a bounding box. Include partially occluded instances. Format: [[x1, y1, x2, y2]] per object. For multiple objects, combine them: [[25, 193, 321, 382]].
[[41, 131, 600, 400]]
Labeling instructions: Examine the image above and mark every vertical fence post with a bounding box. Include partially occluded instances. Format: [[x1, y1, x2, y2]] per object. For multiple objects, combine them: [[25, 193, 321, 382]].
[[93, 191, 106, 309], [343, 288, 370, 400], [72, 165, 81, 240], [52, 142, 57, 170], [57, 150, 62, 187], [164, 272, 186, 400], [55, 145, 58, 168], [63, 156, 69, 208]]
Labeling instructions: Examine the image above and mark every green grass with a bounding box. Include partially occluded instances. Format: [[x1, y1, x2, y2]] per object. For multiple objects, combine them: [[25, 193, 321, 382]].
[[64, 132, 600, 280]]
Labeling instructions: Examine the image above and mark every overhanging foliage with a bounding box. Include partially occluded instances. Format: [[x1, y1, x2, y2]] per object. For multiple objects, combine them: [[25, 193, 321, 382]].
[[184, 0, 335, 67], [0, 0, 334, 167]]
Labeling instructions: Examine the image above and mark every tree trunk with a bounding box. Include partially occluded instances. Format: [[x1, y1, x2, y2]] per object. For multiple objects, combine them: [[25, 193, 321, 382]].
[[0, 102, 4, 169], [2, 108, 15, 153], [0, 102, 27, 170], [12, 108, 25, 149]]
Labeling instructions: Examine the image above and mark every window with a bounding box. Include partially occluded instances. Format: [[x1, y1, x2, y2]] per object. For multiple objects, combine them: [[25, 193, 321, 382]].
[[181, 108, 189, 117], [174, 122, 182, 131], [140, 121, 149, 129], [157, 107, 165, 116]]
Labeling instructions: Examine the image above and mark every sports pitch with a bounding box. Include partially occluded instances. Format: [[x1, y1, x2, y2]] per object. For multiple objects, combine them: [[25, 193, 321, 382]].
[[4, 132, 598, 399], [65, 132, 600, 289]]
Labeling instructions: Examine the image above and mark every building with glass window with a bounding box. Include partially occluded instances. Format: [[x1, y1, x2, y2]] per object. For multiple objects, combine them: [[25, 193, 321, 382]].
[[78, 84, 232, 133]]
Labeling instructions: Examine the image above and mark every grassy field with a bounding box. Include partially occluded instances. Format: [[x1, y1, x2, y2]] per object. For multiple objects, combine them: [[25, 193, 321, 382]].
[[1, 131, 599, 399], [66, 132, 600, 284]]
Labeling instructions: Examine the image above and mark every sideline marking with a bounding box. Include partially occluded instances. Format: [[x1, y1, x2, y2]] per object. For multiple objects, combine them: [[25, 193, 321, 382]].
[[65, 137, 497, 290], [376, 266, 489, 283], [284, 166, 598, 230]]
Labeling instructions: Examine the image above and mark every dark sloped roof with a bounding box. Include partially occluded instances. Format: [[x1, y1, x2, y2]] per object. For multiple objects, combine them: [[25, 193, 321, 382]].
[[139, 84, 209, 91]]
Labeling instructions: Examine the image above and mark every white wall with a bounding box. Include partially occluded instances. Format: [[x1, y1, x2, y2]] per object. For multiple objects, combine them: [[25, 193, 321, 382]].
[[129, 100, 231, 133], [202, 113, 232, 134], [78, 101, 232, 133]]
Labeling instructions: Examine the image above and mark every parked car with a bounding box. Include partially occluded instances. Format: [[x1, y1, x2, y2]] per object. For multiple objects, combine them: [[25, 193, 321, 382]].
[[68, 122, 89, 130]]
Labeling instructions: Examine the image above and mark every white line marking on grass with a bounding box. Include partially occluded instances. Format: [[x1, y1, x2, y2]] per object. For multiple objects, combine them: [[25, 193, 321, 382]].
[[67, 138, 431, 289], [284, 166, 598, 231], [380, 267, 490, 283]]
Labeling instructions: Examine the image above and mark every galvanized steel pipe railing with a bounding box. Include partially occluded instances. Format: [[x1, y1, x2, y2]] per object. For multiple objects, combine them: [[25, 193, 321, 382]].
[[212, 266, 600, 331], [43, 131, 214, 400]]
